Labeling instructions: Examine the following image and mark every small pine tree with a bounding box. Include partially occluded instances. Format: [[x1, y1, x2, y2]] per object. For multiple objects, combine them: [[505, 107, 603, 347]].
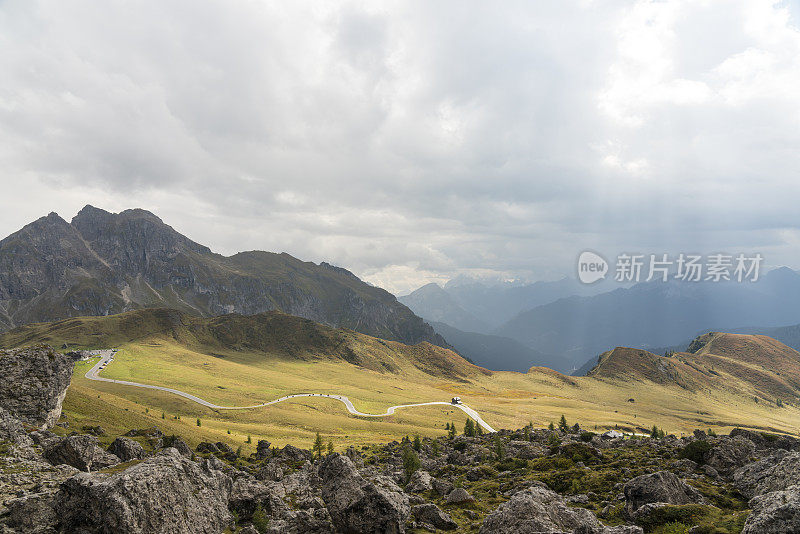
[[558, 414, 569, 432], [445, 422, 450, 430], [448, 422, 457, 439], [145, 408, 149, 414], [650, 425, 659, 439], [464, 418, 475, 437], [431, 439, 440, 456], [494, 435, 504, 460], [327, 441, 334, 455], [196, 418, 201, 427], [227, 429, 231, 434], [252, 503, 269, 533], [313, 432, 324, 458], [412, 434, 421, 452], [476, 423, 483, 436], [161, 412, 165, 419], [246, 435, 252, 444], [548, 421, 555, 431], [523, 426, 531, 442], [401, 446, 421, 482], [236, 445, 242, 457]]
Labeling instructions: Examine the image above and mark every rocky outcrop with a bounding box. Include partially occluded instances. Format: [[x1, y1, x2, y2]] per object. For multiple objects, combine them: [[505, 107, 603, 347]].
[[43, 435, 121, 472], [319, 453, 410, 533], [57, 448, 233, 533], [0, 406, 32, 446], [742, 484, 800, 533], [705, 436, 756, 477], [623, 471, 705, 516], [734, 451, 800, 498], [479, 483, 643, 534], [107, 436, 147, 462], [0, 346, 73, 429]]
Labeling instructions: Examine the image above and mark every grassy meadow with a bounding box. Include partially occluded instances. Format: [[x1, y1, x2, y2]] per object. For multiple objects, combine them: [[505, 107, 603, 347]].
[[58, 335, 800, 453]]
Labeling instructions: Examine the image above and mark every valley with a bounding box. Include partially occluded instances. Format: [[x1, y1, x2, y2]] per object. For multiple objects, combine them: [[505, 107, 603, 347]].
[[3, 309, 797, 455]]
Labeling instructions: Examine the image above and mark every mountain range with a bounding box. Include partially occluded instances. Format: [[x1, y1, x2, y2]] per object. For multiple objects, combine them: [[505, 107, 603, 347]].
[[402, 266, 800, 374], [0, 206, 445, 348]]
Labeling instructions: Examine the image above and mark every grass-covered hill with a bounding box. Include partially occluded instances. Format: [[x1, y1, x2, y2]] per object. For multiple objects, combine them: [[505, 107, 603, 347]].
[[0, 307, 486, 380], [588, 332, 800, 403], [0, 205, 445, 348]]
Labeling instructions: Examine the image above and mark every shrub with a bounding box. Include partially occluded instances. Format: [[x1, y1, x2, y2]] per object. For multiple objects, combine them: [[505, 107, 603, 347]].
[[680, 440, 712, 464], [402, 446, 420, 482], [412, 434, 421, 452], [252, 503, 270, 533], [559, 415, 569, 432], [580, 431, 595, 442]]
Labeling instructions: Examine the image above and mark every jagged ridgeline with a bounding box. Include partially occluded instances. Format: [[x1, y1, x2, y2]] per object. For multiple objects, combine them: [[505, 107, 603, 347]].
[[0, 205, 446, 348]]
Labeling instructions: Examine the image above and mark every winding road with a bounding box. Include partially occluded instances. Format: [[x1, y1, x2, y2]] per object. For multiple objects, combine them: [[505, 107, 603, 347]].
[[85, 350, 496, 432]]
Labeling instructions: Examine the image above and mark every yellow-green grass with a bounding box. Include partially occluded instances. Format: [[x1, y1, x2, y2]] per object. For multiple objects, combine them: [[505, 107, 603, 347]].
[[62, 338, 800, 453]]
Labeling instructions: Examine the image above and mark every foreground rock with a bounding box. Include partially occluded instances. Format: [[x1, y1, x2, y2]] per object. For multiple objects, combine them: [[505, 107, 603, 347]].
[[320, 453, 410, 533], [479, 483, 643, 534], [107, 436, 147, 462], [623, 470, 705, 516], [412, 503, 458, 530], [741, 484, 800, 533], [42, 435, 121, 472], [734, 451, 800, 498], [57, 448, 233, 533], [0, 346, 73, 429]]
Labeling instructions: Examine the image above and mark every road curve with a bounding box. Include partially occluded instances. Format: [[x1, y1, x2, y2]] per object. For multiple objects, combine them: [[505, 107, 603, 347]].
[[85, 350, 497, 433]]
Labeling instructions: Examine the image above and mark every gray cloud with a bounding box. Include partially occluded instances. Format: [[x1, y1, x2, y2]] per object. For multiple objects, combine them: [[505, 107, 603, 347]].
[[1, 0, 800, 294]]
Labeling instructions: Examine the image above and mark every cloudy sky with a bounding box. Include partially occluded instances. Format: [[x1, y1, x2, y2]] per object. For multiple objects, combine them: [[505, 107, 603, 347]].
[[1, 1, 800, 294]]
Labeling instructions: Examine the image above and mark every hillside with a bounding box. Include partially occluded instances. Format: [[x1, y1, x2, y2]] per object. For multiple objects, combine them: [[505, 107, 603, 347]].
[[589, 333, 800, 402], [0, 206, 445, 348], [0, 308, 485, 380]]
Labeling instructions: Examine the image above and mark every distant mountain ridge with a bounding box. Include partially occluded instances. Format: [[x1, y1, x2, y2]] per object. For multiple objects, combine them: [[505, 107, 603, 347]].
[[496, 268, 800, 371], [0, 206, 446, 347]]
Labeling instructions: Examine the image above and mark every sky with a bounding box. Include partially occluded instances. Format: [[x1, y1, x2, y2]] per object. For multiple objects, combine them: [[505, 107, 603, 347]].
[[1, 0, 800, 295]]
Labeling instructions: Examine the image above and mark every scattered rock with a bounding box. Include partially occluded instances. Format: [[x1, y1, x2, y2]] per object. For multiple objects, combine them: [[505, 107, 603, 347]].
[[406, 470, 433, 493], [742, 484, 800, 534], [412, 503, 458, 530], [57, 448, 233, 533], [445, 487, 475, 504], [319, 453, 410, 533], [256, 439, 272, 459], [706, 436, 756, 477], [432, 477, 454, 497], [480, 483, 642, 534], [43, 434, 120, 471], [734, 451, 800, 498], [623, 471, 705, 516], [107, 436, 146, 462]]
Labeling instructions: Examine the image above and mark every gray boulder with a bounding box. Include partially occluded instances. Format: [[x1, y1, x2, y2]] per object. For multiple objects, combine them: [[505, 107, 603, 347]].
[[319, 453, 410, 533], [405, 470, 433, 493], [742, 484, 800, 533], [265, 509, 334, 534], [623, 471, 705, 516], [445, 487, 475, 504], [256, 439, 272, 459], [734, 451, 800, 498], [412, 503, 458, 530], [706, 436, 756, 477], [57, 448, 233, 533], [43, 434, 121, 471], [480, 483, 642, 534], [0, 346, 74, 429], [107, 436, 146, 462], [229, 477, 287, 521]]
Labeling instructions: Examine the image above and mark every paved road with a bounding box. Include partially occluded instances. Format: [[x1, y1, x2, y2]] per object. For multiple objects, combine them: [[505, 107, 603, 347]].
[[85, 350, 496, 433]]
